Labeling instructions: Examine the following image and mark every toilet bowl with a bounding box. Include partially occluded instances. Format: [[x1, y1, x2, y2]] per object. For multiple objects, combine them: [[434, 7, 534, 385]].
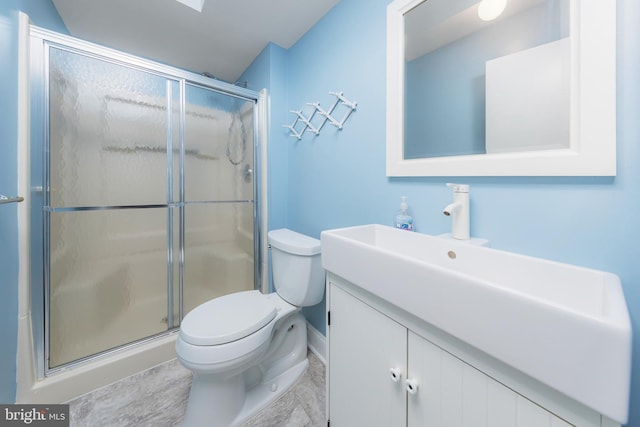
[[176, 229, 325, 427]]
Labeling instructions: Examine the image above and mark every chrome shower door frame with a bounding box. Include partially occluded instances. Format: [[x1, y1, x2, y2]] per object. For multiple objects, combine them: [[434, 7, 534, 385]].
[[29, 26, 264, 377]]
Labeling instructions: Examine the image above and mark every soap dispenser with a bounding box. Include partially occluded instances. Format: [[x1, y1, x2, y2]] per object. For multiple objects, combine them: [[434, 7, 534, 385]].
[[394, 196, 414, 231]]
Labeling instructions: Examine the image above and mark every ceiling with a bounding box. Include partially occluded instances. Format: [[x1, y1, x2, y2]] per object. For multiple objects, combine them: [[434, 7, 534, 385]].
[[51, 0, 340, 83]]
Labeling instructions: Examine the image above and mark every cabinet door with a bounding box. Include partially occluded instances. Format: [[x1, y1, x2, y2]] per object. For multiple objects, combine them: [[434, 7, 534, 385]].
[[407, 332, 573, 427], [328, 284, 407, 427]]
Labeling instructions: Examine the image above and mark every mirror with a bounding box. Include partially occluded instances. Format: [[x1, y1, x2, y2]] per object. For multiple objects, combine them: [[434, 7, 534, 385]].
[[386, 0, 616, 176]]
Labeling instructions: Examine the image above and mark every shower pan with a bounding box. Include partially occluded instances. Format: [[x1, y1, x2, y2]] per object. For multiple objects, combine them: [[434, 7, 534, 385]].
[[29, 27, 263, 374]]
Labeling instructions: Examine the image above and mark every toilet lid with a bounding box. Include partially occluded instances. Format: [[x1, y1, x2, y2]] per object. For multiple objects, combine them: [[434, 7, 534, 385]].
[[180, 290, 277, 346]]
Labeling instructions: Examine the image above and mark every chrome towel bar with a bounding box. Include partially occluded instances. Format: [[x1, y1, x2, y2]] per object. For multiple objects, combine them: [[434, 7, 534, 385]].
[[0, 195, 24, 205]]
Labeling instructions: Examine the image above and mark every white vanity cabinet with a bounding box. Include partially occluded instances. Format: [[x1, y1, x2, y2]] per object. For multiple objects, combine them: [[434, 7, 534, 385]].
[[406, 331, 571, 427], [328, 284, 407, 427], [327, 275, 614, 427]]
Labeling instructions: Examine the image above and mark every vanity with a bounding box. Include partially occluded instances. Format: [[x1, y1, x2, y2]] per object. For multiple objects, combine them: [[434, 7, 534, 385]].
[[321, 225, 631, 427], [322, 0, 630, 423]]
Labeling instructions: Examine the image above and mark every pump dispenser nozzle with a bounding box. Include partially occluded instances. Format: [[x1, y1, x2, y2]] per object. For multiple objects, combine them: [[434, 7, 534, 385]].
[[400, 196, 408, 212]]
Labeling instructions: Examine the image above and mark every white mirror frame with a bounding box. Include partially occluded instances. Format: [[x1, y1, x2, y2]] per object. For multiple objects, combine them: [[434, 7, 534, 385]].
[[386, 0, 616, 177]]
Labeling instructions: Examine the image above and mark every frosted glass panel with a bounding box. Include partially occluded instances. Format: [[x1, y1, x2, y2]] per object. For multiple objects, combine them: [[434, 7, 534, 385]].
[[183, 202, 254, 315], [184, 84, 254, 202], [48, 208, 168, 368], [49, 47, 175, 207]]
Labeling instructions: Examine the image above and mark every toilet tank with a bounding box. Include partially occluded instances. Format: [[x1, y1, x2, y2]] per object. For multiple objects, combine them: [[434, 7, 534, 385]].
[[268, 229, 325, 307]]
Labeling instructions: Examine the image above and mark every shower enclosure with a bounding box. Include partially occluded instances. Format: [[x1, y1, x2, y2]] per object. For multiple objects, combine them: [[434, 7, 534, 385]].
[[29, 28, 262, 373]]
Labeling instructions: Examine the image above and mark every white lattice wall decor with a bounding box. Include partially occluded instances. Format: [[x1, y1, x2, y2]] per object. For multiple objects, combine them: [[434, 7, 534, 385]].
[[283, 91, 357, 140]]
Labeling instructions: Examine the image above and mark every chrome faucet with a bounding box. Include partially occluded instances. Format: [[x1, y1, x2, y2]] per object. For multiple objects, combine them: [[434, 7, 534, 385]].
[[443, 183, 470, 240]]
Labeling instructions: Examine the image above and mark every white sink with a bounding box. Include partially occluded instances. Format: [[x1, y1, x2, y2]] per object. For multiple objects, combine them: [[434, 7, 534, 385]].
[[321, 224, 632, 424]]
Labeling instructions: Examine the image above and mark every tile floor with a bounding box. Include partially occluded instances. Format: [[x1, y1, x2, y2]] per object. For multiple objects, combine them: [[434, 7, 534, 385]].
[[67, 350, 326, 427]]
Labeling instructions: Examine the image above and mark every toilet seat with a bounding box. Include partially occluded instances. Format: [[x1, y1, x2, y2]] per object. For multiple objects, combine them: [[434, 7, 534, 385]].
[[176, 292, 299, 368], [180, 290, 276, 346]]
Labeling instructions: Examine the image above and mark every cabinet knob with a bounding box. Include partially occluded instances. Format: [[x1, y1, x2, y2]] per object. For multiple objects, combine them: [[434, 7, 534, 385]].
[[389, 368, 402, 383], [405, 378, 419, 395]]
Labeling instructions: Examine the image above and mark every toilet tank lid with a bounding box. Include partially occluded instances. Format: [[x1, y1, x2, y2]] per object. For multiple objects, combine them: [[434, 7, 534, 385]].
[[268, 228, 321, 256]]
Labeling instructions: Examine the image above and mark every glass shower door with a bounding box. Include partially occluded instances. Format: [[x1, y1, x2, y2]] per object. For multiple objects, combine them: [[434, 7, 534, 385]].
[[38, 33, 261, 372], [182, 84, 256, 314], [46, 46, 180, 368]]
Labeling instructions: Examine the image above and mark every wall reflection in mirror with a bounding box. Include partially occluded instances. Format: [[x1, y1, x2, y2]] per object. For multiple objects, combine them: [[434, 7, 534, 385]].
[[404, 0, 570, 159]]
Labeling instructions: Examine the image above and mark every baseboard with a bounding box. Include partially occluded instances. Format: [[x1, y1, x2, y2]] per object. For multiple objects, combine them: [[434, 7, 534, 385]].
[[306, 322, 326, 365]]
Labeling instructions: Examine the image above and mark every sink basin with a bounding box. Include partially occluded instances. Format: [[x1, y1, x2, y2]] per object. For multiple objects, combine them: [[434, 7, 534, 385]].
[[321, 224, 631, 424]]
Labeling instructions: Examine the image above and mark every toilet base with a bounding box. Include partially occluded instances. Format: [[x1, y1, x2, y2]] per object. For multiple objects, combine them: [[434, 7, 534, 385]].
[[232, 357, 308, 426], [182, 358, 308, 427], [181, 313, 310, 427]]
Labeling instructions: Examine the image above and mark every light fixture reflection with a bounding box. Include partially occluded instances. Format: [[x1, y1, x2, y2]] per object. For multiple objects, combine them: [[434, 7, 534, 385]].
[[478, 0, 508, 21]]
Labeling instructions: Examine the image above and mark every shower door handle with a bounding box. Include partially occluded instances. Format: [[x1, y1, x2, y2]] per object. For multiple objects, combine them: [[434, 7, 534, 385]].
[[242, 164, 253, 183], [0, 195, 24, 205]]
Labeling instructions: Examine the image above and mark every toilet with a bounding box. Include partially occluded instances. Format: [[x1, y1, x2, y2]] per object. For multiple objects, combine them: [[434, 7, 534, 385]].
[[176, 228, 325, 427]]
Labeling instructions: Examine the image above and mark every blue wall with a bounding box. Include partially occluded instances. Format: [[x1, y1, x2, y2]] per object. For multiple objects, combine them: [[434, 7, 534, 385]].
[[0, 0, 66, 404], [239, 43, 290, 236], [0, 0, 21, 404], [250, 0, 640, 424]]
